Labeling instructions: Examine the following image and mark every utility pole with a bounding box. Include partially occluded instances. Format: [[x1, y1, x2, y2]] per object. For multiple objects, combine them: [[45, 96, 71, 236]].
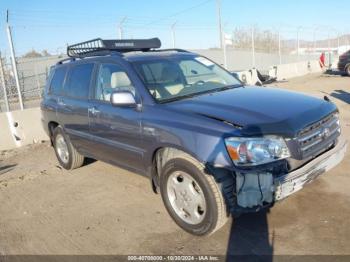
[[328, 30, 331, 67], [296, 27, 301, 60], [216, 0, 223, 49], [223, 33, 227, 68], [171, 22, 177, 48], [251, 26, 255, 68], [6, 10, 23, 110], [278, 30, 282, 65], [118, 16, 127, 39], [0, 52, 10, 112], [313, 29, 316, 54]]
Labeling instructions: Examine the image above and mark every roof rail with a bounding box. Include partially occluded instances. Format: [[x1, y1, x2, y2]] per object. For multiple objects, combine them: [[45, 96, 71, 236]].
[[67, 38, 161, 58], [56, 57, 76, 65], [149, 48, 190, 53]]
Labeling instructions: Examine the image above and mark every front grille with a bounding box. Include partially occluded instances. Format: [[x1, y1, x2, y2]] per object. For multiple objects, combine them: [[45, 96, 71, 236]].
[[297, 112, 340, 158]]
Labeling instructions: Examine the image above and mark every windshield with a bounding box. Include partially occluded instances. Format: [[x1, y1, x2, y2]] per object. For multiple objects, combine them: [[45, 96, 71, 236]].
[[132, 56, 242, 102]]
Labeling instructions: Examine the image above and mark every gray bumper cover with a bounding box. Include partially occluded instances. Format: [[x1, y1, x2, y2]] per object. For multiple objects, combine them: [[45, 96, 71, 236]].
[[275, 137, 348, 201]]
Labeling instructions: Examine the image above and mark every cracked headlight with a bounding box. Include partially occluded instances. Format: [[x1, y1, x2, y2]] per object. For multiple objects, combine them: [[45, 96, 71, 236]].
[[225, 136, 290, 166]]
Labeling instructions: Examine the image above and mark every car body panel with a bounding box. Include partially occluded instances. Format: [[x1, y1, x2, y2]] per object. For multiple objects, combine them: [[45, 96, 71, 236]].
[[165, 86, 337, 137], [88, 101, 144, 172], [338, 50, 350, 72]]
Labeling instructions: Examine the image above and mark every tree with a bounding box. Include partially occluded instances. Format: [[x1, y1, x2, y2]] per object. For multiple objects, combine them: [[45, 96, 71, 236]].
[[41, 50, 51, 57], [23, 49, 42, 58], [233, 27, 279, 53]]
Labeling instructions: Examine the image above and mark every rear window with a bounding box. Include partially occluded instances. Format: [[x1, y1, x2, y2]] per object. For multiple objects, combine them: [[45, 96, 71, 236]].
[[65, 63, 94, 99], [50, 66, 67, 95]]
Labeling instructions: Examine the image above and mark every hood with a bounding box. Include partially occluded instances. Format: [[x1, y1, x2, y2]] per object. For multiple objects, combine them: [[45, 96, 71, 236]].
[[166, 86, 337, 137]]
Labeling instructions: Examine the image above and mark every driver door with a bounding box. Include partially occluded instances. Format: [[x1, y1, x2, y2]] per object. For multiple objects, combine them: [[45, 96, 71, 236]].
[[88, 62, 144, 172]]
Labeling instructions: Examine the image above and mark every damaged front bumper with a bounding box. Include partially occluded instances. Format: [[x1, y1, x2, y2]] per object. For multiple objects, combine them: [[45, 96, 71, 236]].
[[235, 137, 347, 210], [274, 137, 347, 201]]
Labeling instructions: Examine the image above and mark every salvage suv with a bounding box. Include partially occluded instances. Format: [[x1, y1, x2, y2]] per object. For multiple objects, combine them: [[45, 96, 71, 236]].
[[41, 38, 347, 236]]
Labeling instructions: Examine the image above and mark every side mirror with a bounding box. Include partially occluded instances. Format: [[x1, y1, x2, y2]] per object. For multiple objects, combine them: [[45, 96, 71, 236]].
[[110, 91, 137, 107]]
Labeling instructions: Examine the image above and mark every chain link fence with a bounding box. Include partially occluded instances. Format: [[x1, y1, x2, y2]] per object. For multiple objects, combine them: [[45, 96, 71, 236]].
[[0, 55, 63, 112]]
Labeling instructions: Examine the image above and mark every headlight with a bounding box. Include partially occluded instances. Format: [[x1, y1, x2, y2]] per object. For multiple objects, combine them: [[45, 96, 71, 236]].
[[225, 136, 290, 166]]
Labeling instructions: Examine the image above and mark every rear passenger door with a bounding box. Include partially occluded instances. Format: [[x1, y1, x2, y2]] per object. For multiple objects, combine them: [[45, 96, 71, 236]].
[[88, 62, 143, 172], [57, 62, 95, 151]]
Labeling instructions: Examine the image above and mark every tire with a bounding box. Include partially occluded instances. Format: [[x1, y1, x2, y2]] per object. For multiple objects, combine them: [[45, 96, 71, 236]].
[[159, 154, 228, 236], [53, 126, 84, 170], [346, 64, 350, 76]]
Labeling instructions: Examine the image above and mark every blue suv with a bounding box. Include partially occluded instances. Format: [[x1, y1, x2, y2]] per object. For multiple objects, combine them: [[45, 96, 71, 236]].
[[41, 38, 347, 235]]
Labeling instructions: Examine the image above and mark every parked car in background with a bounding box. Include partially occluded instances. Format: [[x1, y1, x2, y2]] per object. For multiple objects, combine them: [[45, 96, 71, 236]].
[[338, 50, 350, 76], [41, 38, 347, 236]]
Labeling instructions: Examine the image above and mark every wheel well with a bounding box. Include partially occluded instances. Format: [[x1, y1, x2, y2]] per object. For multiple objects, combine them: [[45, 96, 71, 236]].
[[48, 121, 59, 144], [150, 147, 199, 194], [150, 147, 236, 214]]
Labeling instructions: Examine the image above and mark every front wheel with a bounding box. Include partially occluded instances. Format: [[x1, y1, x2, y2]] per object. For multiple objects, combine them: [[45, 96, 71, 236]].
[[160, 156, 228, 236]]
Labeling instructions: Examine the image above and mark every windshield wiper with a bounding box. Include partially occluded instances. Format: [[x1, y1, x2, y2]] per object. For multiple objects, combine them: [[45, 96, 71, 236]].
[[211, 84, 243, 93], [159, 84, 243, 103], [159, 90, 211, 103]]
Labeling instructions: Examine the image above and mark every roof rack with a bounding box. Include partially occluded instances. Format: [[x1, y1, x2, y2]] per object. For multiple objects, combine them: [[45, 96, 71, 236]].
[[67, 38, 161, 58]]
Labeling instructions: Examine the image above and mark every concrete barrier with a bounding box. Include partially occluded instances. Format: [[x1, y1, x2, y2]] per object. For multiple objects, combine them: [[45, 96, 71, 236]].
[[331, 58, 339, 70], [309, 60, 322, 73], [233, 68, 261, 86], [0, 107, 49, 151], [0, 113, 17, 150], [271, 60, 321, 81]]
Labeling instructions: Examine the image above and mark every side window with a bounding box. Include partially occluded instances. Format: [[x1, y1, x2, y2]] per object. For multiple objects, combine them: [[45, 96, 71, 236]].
[[95, 64, 135, 102], [65, 63, 94, 99], [50, 66, 67, 95]]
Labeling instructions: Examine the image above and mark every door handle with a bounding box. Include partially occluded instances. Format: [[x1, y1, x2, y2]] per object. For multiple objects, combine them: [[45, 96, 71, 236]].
[[57, 99, 66, 106], [88, 107, 100, 115]]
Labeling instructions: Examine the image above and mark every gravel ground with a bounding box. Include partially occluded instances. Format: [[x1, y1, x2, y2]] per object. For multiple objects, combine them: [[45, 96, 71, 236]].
[[0, 73, 349, 257]]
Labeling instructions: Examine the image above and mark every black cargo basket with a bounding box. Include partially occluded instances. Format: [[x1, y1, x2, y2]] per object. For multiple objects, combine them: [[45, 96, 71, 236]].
[[67, 38, 161, 57]]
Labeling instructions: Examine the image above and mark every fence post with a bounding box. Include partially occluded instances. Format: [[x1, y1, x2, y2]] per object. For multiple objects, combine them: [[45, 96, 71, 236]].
[[0, 52, 10, 112], [34, 62, 40, 91], [278, 31, 282, 65], [223, 33, 227, 69], [118, 16, 127, 39], [6, 20, 24, 110], [216, 0, 223, 49], [171, 22, 177, 48], [251, 26, 256, 68]]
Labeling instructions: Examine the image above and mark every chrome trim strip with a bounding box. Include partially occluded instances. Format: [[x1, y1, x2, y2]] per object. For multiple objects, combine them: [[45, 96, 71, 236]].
[[300, 138, 323, 151], [298, 117, 339, 143]]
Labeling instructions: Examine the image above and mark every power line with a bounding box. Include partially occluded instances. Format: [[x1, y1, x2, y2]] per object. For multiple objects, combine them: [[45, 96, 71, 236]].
[[145, 0, 213, 26]]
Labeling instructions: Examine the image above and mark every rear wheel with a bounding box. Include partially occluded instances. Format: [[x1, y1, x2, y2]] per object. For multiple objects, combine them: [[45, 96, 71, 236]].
[[346, 64, 350, 76], [160, 154, 228, 236], [53, 126, 84, 170]]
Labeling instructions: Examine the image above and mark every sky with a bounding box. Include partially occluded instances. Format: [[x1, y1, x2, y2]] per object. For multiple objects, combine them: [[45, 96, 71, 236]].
[[0, 0, 349, 56]]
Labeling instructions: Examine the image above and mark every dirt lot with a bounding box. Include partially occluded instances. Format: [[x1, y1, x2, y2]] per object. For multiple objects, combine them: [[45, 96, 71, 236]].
[[0, 73, 349, 257]]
